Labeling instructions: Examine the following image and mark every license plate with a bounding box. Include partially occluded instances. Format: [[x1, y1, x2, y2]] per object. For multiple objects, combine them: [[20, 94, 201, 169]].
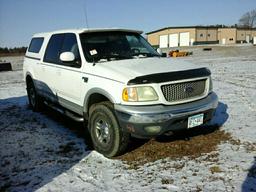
[[188, 114, 204, 128]]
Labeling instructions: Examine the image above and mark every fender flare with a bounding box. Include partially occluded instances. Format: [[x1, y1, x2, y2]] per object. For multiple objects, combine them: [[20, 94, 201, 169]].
[[25, 72, 34, 85], [83, 88, 116, 113]]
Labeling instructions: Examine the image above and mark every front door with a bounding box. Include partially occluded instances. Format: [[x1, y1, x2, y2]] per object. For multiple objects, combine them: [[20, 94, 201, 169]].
[[42, 33, 83, 113]]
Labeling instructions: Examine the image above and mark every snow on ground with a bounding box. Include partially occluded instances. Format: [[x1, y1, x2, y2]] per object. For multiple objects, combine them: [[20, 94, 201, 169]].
[[0, 46, 255, 192], [0, 56, 24, 71]]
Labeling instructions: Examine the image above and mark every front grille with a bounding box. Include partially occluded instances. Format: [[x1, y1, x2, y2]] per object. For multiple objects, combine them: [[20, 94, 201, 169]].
[[161, 79, 206, 102]]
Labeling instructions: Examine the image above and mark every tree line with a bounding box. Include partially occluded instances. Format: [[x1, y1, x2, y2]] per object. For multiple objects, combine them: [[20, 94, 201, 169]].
[[238, 9, 256, 28], [197, 9, 256, 29], [0, 47, 27, 54]]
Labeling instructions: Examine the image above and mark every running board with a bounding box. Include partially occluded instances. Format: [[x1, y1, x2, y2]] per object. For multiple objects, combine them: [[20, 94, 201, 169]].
[[44, 101, 84, 122]]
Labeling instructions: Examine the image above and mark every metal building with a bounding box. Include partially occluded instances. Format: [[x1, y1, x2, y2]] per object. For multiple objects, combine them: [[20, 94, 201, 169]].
[[146, 26, 256, 48]]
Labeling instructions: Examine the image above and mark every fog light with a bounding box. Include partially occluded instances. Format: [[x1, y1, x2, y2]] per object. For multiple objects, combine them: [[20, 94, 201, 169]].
[[144, 126, 161, 134]]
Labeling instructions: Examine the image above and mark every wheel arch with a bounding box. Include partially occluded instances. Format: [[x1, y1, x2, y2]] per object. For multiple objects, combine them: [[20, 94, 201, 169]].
[[83, 88, 116, 116], [25, 72, 34, 86]]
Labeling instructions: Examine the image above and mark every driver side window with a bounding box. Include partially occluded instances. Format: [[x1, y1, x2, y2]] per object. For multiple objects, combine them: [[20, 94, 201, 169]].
[[126, 35, 148, 53], [44, 33, 81, 68], [61, 33, 81, 67]]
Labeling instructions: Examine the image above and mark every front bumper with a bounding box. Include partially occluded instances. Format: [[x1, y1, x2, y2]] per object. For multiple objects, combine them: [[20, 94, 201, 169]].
[[114, 92, 218, 138]]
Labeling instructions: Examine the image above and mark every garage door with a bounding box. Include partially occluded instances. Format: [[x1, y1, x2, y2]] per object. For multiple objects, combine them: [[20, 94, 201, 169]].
[[222, 38, 226, 45], [246, 35, 250, 43], [180, 32, 190, 46], [169, 34, 178, 47], [159, 35, 168, 48]]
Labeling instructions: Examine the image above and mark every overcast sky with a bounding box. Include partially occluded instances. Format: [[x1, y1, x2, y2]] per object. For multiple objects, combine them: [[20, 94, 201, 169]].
[[0, 0, 255, 48]]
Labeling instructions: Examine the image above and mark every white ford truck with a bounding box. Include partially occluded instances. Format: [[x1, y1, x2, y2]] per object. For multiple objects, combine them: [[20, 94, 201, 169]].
[[23, 28, 218, 157]]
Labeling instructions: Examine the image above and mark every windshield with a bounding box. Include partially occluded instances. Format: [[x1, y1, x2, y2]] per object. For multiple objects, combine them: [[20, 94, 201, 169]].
[[80, 32, 160, 63]]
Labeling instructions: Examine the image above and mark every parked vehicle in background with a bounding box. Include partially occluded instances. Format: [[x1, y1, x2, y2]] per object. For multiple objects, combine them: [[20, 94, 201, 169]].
[[23, 28, 218, 157]]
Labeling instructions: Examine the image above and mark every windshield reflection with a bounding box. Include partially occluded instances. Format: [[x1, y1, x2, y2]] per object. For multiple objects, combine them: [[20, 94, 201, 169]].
[[80, 32, 160, 63]]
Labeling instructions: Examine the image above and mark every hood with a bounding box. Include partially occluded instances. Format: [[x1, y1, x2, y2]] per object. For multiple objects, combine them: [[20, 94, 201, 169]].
[[91, 57, 204, 84]]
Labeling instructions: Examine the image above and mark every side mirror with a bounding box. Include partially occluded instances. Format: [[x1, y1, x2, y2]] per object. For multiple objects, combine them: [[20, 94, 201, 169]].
[[156, 48, 162, 55], [60, 52, 75, 62], [156, 48, 166, 57]]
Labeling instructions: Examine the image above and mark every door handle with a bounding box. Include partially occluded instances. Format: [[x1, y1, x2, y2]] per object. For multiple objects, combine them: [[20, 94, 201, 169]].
[[82, 77, 88, 83]]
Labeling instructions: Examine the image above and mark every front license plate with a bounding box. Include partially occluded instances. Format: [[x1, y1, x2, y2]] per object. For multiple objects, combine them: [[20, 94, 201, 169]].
[[188, 114, 204, 128]]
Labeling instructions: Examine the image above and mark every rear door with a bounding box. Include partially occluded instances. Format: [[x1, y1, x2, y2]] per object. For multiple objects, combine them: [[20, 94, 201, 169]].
[[25, 37, 44, 91]]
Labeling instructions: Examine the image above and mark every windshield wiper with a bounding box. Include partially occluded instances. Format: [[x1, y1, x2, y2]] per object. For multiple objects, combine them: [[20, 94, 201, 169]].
[[101, 54, 133, 61], [132, 52, 160, 58], [93, 53, 158, 64]]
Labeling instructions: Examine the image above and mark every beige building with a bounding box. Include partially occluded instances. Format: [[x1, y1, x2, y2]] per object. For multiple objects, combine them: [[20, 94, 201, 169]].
[[236, 29, 256, 43], [146, 26, 256, 48], [218, 28, 236, 44]]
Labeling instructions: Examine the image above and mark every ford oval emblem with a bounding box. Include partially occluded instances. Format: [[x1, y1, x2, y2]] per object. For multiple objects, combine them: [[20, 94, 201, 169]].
[[184, 86, 194, 94]]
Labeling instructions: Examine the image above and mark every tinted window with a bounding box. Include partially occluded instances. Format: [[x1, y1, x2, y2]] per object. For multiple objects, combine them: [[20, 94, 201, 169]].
[[80, 32, 159, 63], [61, 33, 81, 66], [44, 33, 81, 67], [28, 37, 44, 53], [44, 34, 64, 63]]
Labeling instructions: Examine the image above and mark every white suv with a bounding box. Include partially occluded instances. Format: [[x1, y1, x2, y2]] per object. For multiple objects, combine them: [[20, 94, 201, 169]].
[[23, 28, 218, 157]]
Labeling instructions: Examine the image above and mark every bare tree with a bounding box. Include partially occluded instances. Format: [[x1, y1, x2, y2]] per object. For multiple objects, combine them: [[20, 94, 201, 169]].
[[239, 9, 256, 28]]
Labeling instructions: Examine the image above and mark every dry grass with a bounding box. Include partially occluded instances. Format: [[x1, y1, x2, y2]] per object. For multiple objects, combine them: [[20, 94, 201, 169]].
[[209, 166, 222, 174]]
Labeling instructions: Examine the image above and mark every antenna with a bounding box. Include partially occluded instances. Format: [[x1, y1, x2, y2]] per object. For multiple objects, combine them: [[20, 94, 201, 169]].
[[83, 0, 90, 29]]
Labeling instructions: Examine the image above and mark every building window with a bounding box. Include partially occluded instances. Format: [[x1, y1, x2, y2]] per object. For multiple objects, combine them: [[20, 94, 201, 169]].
[[200, 34, 203, 37], [229, 38, 234, 41], [241, 34, 244, 36], [208, 34, 211, 37]]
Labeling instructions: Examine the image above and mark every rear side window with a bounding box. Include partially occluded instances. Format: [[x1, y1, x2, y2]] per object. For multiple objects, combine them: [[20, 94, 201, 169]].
[[28, 37, 44, 53], [43, 34, 64, 63]]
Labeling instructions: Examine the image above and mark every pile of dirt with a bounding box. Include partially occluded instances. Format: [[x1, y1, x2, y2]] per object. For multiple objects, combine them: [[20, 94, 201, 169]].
[[117, 126, 233, 167]]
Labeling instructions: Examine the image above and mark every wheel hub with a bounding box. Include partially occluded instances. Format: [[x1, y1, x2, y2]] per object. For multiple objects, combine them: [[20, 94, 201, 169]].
[[95, 119, 110, 144]]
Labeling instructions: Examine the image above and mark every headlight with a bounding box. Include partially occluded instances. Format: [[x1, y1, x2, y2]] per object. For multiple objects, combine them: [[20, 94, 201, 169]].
[[122, 86, 158, 102], [209, 76, 213, 92]]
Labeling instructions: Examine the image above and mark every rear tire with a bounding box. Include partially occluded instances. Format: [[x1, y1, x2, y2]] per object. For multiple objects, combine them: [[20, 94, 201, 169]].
[[88, 102, 129, 157], [27, 80, 44, 111]]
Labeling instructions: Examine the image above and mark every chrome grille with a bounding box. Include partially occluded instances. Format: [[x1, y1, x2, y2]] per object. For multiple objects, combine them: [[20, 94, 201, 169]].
[[161, 79, 206, 102]]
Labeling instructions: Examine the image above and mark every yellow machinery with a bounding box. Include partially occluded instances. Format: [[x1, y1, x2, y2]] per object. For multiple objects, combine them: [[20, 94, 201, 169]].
[[168, 50, 193, 57]]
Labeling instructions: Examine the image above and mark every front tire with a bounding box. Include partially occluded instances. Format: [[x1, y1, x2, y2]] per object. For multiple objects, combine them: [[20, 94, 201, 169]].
[[27, 80, 43, 111], [88, 102, 129, 157]]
